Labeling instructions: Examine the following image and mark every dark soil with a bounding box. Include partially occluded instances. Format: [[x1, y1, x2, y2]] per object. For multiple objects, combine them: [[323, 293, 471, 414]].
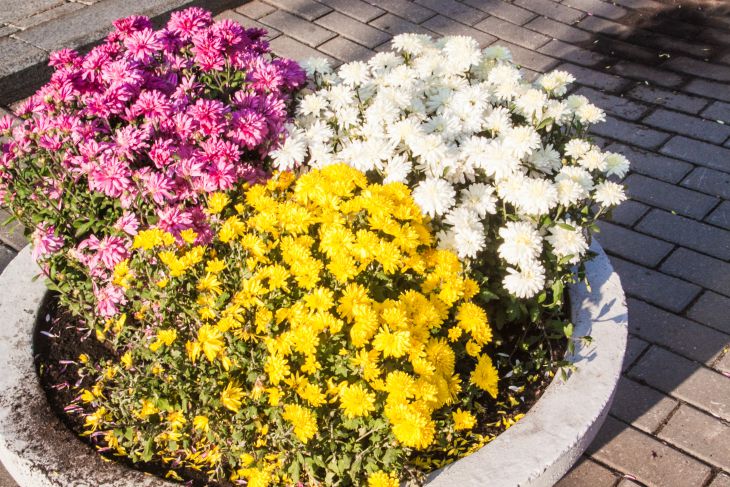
[[35, 293, 565, 487]]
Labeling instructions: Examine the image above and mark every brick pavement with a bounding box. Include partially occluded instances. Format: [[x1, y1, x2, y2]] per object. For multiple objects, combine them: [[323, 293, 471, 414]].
[[1, 0, 729, 486]]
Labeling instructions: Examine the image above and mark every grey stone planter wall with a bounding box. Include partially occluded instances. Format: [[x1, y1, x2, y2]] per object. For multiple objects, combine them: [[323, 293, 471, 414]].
[[0, 242, 627, 487]]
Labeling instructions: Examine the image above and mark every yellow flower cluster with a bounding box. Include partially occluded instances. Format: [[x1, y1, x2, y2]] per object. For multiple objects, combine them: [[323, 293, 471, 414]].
[[83, 164, 500, 485]]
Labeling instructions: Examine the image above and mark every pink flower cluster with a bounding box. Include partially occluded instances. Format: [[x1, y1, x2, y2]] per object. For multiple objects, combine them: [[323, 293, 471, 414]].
[[0, 8, 306, 317]]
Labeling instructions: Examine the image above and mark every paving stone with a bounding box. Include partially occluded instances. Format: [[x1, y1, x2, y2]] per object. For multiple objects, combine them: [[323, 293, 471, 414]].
[[629, 346, 730, 422], [460, 0, 536, 25], [627, 297, 729, 365], [369, 13, 434, 37], [623, 334, 650, 372], [514, 0, 584, 24], [555, 456, 618, 487], [269, 35, 335, 63], [702, 100, 730, 124], [318, 36, 373, 63], [316, 0, 384, 23], [710, 473, 730, 487], [474, 16, 550, 50], [562, 0, 628, 20], [14, 0, 187, 52], [610, 376, 678, 433], [559, 62, 630, 92], [716, 350, 730, 374], [627, 85, 709, 114], [0, 36, 50, 105], [664, 56, 730, 83], [610, 0, 666, 9], [575, 86, 648, 121], [643, 109, 730, 144], [576, 14, 629, 36], [658, 405, 730, 471], [413, 0, 486, 26], [590, 116, 670, 150], [362, 0, 434, 24], [420, 15, 497, 48], [605, 143, 692, 184], [609, 199, 650, 226], [235, 1, 276, 19], [684, 78, 730, 103], [525, 16, 592, 43], [315, 11, 389, 49], [0, 0, 64, 24], [609, 256, 701, 313], [261, 9, 335, 47], [263, 0, 332, 21], [588, 416, 711, 487], [662, 248, 730, 298], [497, 40, 559, 72], [681, 167, 730, 200], [706, 201, 730, 230], [610, 61, 684, 88], [540, 39, 608, 67], [0, 209, 26, 252], [216, 10, 281, 39], [637, 209, 730, 261], [687, 291, 730, 335], [661, 136, 730, 173], [617, 480, 643, 487], [593, 36, 659, 66], [624, 173, 718, 219], [10, 1, 85, 30], [0, 24, 19, 37], [596, 220, 673, 267]]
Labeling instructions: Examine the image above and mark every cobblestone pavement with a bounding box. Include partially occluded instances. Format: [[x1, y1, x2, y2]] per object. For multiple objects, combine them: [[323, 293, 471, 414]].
[[1, 0, 730, 486]]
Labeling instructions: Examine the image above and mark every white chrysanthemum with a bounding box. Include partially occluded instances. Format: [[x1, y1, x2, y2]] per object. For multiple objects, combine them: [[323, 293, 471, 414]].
[[555, 178, 587, 206], [488, 65, 522, 100], [382, 155, 412, 184], [515, 88, 547, 119], [271, 126, 307, 170], [307, 143, 335, 169], [392, 33, 432, 55], [547, 222, 588, 264], [327, 85, 356, 110], [498, 221, 542, 266], [442, 35, 482, 73], [503, 125, 540, 159], [365, 97, 400, 126], [339, 139, 389, 173], [338, 61, 370, 86], [298, 93, 329, 117], [564, 139, 592, 159], [460, 183, 497, 217], [576, 103, 606, 124], [496, 172, 526, 206], [333, 105, 359, 129], [409, 133, 449, 175], [503, 262, 546, 298], [578, 149, 608, 172], [304, 120, 334, 144], [604, 152, 630, 178], [368, 51, 403, 74], [556, 166, 595, 192], [594, 181, 626, 206], [454, 225, 487, 258], [544, 99, 570, 126], [388, 117, 423, 143], [301, 57, 332, 76], [537, 70, 574, 96], [566, 94, 589, 111], [529, 144, 561, 174], [515, 177, 558, 215], [484, 107, 513, 134], [480, 140, 521, 179], [412, 178, 456, 216]]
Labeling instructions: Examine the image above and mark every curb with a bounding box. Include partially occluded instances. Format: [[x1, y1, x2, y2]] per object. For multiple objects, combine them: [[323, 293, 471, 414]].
[[0, 242, 627, 486]]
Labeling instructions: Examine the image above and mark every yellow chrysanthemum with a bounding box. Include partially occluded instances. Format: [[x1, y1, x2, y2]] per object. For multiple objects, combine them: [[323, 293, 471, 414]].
[[452, 408, 477, 430], [471, 354, 499, 398], [368, 471, 399, 487], [221, 382, 245, 412], [282, 404, 318, 444], [208, 192, 231, 214], [339, 383, 376, 418]]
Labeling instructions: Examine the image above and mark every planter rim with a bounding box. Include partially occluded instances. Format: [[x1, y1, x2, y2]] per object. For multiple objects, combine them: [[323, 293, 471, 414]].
[[0, 242, 627, 487]]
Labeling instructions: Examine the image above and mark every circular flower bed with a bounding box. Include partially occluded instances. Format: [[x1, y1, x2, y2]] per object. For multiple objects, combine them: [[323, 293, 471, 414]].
[[0, 14, 630, 487]]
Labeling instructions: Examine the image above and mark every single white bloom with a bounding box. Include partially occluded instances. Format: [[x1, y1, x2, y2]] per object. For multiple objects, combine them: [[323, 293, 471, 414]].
[[503, 262, 546, 299], [604, 152, 630, 178], [484, 106, 513, 134], [503, 125, 540, 159], [594, 181, 627, 207], [298, 93, 329, 117], [301, 57, 332, 76], [442, 35, 482, 73], [498, 221, 542, 266], [544, 100, 570, 126], [528, 144, 561, 174], [564, 139, 592, 159], [576, 103, 606, 124], [327, 85, 356, 110], [382, 154, 412, 184], [338, 61, 370, 86], [515, 88, 547, 119], [412, 178, 456, 216], [271, 126, 307, 170], [453, 225, 486, 258], [392, 33, 433, 55], [368, 51, 403, 74], [578, 148, 608, 172], [481, 140, 521, 179], [483, 45, 513, 62], [304, 120, 334, 145], [566, 94, 589, 111], [515, 177, 558, 216], [537, 70, 574, 96], [547, 221, 588, 264], [555, 178, 587, 206], [460, 183, 497, 217]]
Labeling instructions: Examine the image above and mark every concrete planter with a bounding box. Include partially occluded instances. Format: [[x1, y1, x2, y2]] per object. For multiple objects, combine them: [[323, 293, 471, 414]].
[[0, 242, 627, 487]]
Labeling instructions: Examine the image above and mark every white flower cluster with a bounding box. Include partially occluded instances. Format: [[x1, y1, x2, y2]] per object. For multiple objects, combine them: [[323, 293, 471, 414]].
[[283, 34, 629, 299]]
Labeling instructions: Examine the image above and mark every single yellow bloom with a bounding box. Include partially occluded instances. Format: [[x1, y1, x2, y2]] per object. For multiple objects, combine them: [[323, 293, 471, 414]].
[[452, 408, 477, 430], [208, 192, 231, 214], [368, 471, 400, 487], [120, 351, 133, 369], [339, 383, 376, 418], [282, 404, 318, 444], [471, 354, 499, 398], [180, 228, 198, 244], [193, 415, 209, 432], [221, 382, 245, 412]]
